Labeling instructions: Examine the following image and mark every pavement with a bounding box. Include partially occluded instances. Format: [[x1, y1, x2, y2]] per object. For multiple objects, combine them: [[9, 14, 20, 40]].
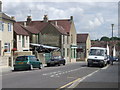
[[0, 61, 85, 74]]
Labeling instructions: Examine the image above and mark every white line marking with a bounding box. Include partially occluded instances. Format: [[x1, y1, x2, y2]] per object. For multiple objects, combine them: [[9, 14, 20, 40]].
[[101, 65, 110, 70], [68, 69, 100, 88]]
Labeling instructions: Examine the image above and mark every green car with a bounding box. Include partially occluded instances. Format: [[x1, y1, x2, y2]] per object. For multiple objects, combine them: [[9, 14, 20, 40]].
[[14, 55, 43, 71]]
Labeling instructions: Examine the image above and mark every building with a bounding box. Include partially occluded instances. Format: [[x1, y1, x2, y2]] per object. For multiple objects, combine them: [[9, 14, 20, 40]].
[[0, 1, 15, 56], [77, 34, 91, 61], [17, 15, 77, 63], [0, 1, 15, 67], [13, 23, 30, 51]]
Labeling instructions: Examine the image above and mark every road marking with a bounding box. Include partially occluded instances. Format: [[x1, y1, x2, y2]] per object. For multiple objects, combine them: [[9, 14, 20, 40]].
[[68, 69, 100, 88], [43, 67, 87, 78], [101, 65, 110, 69], [57, 69, 100, 89], [56, 78, 81, 90]]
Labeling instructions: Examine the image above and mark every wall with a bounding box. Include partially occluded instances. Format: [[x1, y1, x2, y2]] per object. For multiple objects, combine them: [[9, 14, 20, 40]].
[[17, 35, 30, 51], [40, 24, 61, 47]]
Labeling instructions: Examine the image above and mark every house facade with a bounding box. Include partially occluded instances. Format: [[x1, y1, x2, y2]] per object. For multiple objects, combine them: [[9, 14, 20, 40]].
[[13, 23, 30, 51], [17, 15, 77, 63], [0, 8, 15, 56], [77, 34, 91, 61]]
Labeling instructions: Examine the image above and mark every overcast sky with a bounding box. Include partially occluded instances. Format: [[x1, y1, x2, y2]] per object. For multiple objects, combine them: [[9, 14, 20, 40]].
[[1, 0, 119, 40]]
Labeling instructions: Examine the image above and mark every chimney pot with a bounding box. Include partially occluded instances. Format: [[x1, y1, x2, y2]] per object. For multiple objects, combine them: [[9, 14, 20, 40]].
[[43, 15, 48, 22], [70, 16, 73, 21], [27, 16, 32, 24]]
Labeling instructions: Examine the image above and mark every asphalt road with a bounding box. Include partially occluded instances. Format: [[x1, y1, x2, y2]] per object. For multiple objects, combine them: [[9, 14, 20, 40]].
[[1, 61, 119, 89]]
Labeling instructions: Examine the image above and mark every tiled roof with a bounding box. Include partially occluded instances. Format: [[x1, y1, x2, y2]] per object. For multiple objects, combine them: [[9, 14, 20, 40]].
[[77, 34, 89, 43], [14, 23, 29, 36], [17, 19, 71, 35], [49, 19, 71, 33]]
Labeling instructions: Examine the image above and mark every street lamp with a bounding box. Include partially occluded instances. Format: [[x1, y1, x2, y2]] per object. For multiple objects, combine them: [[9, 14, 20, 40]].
[[111, 24, 114, 57], [111, 24, 114, 39]]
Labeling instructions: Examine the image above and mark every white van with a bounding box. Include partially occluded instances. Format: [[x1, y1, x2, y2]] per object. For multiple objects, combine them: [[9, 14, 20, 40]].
[[87, 47, 108, 67]]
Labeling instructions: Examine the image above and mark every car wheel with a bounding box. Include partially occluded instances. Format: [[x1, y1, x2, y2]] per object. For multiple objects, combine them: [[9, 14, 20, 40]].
[[14, 68, 17, 71], [58, 63, 60, 66], [47, 64, 50, 67], [63, 63, 65, 65], [29, 64, 33, 70]]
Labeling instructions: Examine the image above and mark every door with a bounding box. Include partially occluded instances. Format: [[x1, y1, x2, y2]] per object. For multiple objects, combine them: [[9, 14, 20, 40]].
[[0, 41, 1, 56]]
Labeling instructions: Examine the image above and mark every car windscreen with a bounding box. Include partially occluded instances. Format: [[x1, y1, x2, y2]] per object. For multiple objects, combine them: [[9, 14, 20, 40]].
[[89, 49, 104, 56], [16, 56, 28, 61]]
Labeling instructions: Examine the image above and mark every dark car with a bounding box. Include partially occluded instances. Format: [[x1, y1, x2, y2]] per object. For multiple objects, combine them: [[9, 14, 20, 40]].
[[46, 56, 66, 67], [107, 56, 118, 65], [14, 56, 43, 71]]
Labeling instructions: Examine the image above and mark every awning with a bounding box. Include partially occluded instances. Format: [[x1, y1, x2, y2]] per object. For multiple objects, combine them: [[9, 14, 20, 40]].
[[30, 43, 59, 50]]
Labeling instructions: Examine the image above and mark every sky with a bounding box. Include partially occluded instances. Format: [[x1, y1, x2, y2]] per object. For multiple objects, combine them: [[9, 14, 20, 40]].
[[1, 0, 119, 40]]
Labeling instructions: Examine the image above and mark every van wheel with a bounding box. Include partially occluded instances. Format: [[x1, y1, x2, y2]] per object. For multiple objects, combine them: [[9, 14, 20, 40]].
[[29, 65, 33, 70]]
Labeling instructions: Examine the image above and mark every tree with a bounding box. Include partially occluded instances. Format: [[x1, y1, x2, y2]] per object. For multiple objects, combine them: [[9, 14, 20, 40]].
[[110, 37, 120, 40], [100, 36, 110, 41]]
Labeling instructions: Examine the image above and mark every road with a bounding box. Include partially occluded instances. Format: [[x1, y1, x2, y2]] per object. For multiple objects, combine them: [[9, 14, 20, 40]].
[[1, 61, 119, 89]]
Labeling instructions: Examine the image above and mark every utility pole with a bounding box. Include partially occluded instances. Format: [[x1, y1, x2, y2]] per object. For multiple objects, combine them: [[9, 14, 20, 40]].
[[111, 24, 114, 57]]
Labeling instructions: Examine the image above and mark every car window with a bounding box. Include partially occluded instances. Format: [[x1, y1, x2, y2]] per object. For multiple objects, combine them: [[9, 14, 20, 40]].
[[16, 56, 28, 61], [29, 56, 37, 61]]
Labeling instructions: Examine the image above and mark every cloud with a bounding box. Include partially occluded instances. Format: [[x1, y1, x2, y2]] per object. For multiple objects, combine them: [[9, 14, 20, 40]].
[[1, 1, 118, 39]]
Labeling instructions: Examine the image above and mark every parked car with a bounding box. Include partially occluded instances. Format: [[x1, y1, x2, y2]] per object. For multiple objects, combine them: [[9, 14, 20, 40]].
[[14, 55, 42, 71], [46, 56, 65, 67], [107, 56, 119, 64]]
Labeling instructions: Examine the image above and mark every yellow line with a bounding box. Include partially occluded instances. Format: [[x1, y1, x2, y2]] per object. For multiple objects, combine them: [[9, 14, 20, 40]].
[[56, 78, 81, 90]]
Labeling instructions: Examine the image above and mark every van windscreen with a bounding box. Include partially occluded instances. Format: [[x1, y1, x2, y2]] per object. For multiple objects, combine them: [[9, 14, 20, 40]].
[[16, 56, 28, 61], [89, 49, 104, 56]]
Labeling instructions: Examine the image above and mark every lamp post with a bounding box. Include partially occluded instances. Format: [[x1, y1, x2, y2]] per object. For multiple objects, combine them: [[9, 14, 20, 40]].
[[111, 24, 114, 57], [111, 24, 114, 39]]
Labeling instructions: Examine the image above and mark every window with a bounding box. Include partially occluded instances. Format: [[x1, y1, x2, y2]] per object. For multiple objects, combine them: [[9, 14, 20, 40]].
[[4, 43, 10, 52], [0, 23, 2, 31], [22, 36, 25, 47], [19, 35, 21, 40], [67, 48, 69, 57], [8, 23, 12, 32], [2, 23, 4, 31], [0, 23, 4, 31]]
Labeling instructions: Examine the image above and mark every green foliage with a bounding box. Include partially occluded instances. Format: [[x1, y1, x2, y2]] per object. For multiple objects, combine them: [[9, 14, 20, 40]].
[[100, 36, 110, 41]]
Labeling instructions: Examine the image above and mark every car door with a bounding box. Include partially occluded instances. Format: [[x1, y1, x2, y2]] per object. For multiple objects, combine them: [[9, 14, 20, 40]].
[[29, 56, 39, 68]]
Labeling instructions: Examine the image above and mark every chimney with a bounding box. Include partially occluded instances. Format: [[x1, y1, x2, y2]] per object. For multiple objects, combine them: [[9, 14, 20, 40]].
[[43, 15, 48, 22], [24, 22, 27, 27], [55, 21, 58, 26], [26, 16, 32, 25], [0, 1, 2, 12], [70, 16, 73, 22]]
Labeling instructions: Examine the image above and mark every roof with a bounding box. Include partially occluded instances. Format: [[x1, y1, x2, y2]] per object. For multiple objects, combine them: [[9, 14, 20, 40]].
[[0, 12, 15, 22], [77, 34, 89, 43], [14, 23, 29, 36], [17, 19, 71, 35]]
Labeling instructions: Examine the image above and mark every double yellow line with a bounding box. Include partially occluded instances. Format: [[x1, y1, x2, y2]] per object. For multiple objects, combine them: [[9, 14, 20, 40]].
[[56, 78, 81, 90]]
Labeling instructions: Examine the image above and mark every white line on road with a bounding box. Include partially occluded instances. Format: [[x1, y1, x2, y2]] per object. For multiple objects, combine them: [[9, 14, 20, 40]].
[[101, 65, 110, 70], [67, 69, 100, 88]]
